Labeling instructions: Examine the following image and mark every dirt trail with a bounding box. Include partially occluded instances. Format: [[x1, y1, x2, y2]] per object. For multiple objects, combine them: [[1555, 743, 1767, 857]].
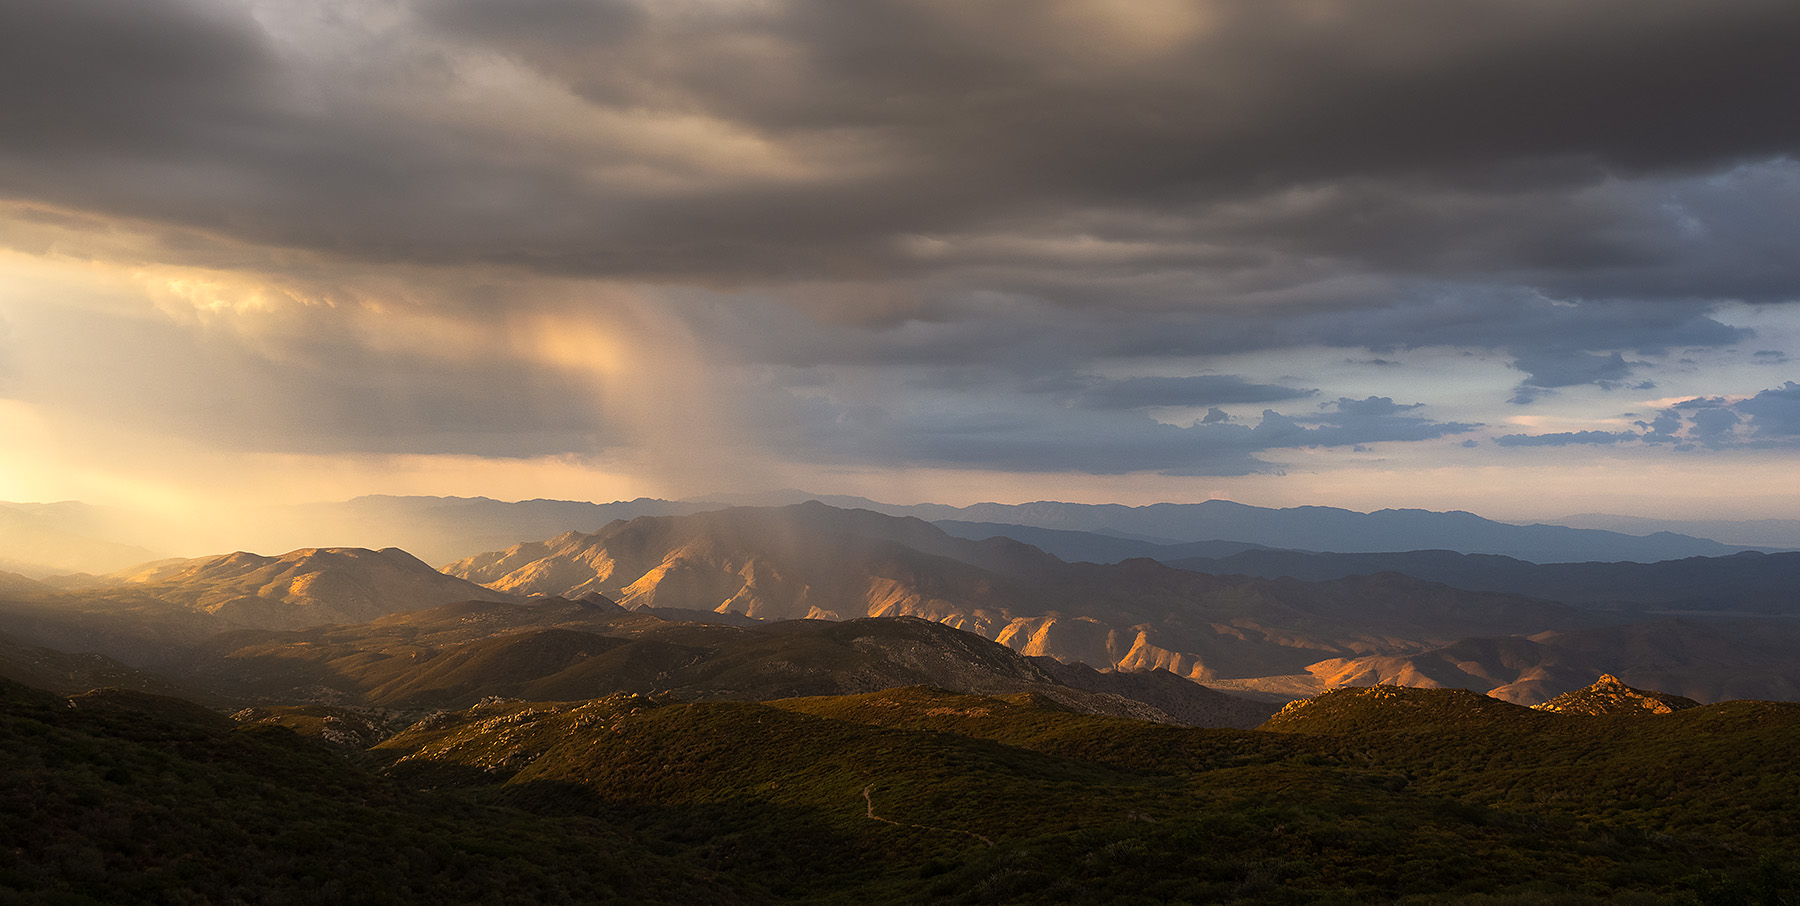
[[862, 784, 994, 847]]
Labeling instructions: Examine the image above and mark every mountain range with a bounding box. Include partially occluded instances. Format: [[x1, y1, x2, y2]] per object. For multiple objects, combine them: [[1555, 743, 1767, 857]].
[[926, 530, 1800, 614], [9, 499, 1793, 706], [5, 491, 1784, 578], [739, 492, 1773, 562], [3, 490, 1798, 903], [443, 502, 1654, 699]]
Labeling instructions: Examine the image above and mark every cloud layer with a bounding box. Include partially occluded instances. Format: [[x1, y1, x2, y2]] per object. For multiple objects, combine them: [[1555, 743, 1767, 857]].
[[1, 0, 1799, 509]]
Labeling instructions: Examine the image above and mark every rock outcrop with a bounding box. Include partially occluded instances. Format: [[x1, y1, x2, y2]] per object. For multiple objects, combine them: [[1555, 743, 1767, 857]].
[[1532, 673, 1700, 716]]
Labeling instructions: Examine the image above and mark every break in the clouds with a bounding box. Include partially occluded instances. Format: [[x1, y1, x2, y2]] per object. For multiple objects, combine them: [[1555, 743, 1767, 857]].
[[1496, 383, 1800, 449], [2, 0, 1799, 509]]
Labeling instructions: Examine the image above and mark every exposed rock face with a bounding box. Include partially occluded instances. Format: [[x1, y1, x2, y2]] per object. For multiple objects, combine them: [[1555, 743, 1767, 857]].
[[1532, 673, 1701, 716]]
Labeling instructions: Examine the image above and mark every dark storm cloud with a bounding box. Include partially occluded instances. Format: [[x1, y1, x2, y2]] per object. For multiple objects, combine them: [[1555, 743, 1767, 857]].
[[6, 0, 1800, 480], [0, 0, 274, 155], [687, 286, 1752, 382], [4, 0, 1800, 284]]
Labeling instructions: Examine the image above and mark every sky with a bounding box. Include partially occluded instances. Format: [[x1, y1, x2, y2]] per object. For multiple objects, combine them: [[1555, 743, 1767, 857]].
[[3, 0, 1800, 526]]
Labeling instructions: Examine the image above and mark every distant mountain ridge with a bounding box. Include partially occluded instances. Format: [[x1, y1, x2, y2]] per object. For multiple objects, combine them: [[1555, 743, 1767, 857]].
[[5, 493, 1771, 574], [888, 499, 1763, 563], [442, 502, 1616, 700], [1555, 512, 1800, 550], [933, 520, 1272, 563], [106, 547, 520, 628], [1159, 548, 1800, 613]]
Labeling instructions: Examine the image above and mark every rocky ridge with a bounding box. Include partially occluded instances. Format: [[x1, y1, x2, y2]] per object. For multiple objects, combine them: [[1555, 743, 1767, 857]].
[[1533, 673, 1702, 716]]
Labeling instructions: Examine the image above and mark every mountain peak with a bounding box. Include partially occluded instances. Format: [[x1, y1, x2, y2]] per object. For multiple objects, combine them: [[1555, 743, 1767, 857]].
[[1533, 674, 1700, 716]]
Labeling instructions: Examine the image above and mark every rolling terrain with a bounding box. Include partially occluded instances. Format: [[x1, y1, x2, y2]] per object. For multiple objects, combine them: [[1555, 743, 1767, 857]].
[[856, 497, 1764, 562], [3, 516, 1799, 906], [1163, 548, 1800, 614], [12, 668, 1795, 904], [165, 604, 1273, 727], [451, 502, 1755, 703], [7, 499, 1796, 708]]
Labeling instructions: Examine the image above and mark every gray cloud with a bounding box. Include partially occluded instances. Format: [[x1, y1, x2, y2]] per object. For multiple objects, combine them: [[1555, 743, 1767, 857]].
[[1727, 382, 1800, 438], [1076, 376, 1316, 410], [765, 388, 1476, 476], [1494, 430, 1635, 448], [1513, 351, 1638, 389], [3, 0, 1798, 285], [4, 0, 1799, 485], [1496, 382, 1800, 450], [0, 0, 274, 156]]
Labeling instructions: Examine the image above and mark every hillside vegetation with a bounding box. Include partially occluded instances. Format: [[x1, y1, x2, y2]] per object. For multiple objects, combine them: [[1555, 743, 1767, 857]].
[[7, 665, 1800, 904]]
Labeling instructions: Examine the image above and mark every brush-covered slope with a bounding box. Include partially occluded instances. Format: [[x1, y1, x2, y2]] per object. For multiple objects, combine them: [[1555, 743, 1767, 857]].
[[1028, 656, 1280, 728], [1257, 682, 1800, 869], [1533, 673, 1702, 715], [11, 665, 1800, 904], [1259, 684, 1552, 735], [177, 605, 1250, 724], [370, 683, 1800, 904], [445, 503, 1595, 691], [0, 676, 748, 904], [0, 631, 199, 700]]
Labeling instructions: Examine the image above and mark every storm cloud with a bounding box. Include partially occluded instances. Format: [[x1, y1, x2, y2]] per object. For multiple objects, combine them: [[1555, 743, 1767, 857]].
[[1, 0, 1798, 502]]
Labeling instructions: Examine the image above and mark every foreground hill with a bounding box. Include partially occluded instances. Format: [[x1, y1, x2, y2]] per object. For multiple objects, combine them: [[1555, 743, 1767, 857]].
[[8, 664, 1800, 904], [444, 503, 1603, 698], [0, 677, 746, 904], [370, 682, 1799, 904]]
